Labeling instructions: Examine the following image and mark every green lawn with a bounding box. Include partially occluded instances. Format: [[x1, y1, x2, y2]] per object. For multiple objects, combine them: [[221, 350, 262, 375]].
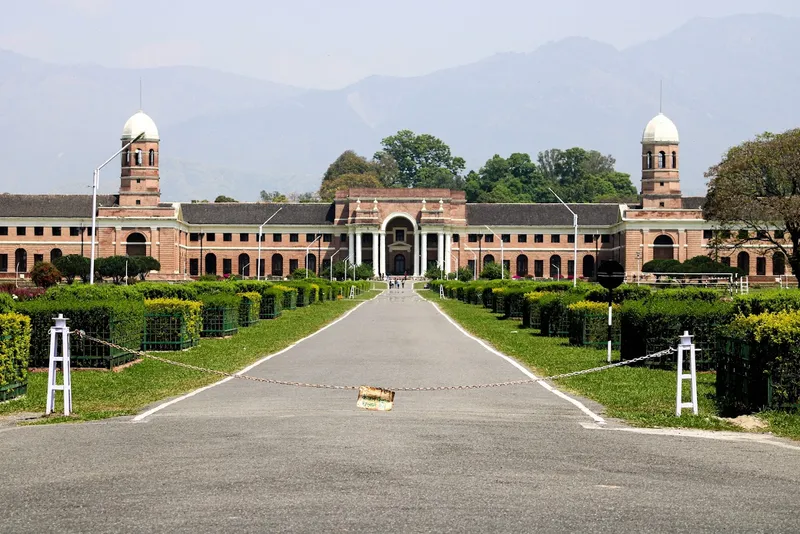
[[1, 291, 381, 423], [419, 290, 800, 439]]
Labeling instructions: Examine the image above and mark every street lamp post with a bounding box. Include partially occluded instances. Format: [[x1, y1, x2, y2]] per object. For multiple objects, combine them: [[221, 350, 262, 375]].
[[484, 225, 504, 280], [89, 132, 145, 284], [305, 234, 322, 278], [329, 248, 342, 282], [466, 248, 478, 280], [257, 207, 284, 281], [549, 188, 578, 288]]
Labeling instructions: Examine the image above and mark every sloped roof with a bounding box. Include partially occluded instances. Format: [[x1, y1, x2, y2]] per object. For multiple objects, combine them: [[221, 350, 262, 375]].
[[682, 197, 705, 210], [466, 203, 620, 227], [0, 194, 118, 218], [180, 202, 335, 225]]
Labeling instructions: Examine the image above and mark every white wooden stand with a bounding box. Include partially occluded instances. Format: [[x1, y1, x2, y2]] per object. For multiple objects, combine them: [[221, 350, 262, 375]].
[[676, 331, 698, 416], [46, 314, 72, 416]]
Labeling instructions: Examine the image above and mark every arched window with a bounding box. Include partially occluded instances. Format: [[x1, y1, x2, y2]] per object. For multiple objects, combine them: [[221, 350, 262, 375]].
[[238, 253, 250, 277], [658, 151, 666, 169], [271, 254, 283, 277], [582, 255, 595, 278], [122, 149, 129, 167], [306, 253, 317, 274], [148, 149, 155, 166], [205, 253, 217, 275], [394, 254, 406, 275], [126, 232, 147, 257], [653, 235, 674, 260], [50, 248, 63, 262], [646, 151, 653, 169], [550, 255, 562, 279], [671, 151, 677, 169], [14, 248, 27, 273], [135, 149, 143, 166], [773, 252, 786, 276], [737, 251, 750, 275], [516, 255, 528, 277], [483, 254, 495, 267]]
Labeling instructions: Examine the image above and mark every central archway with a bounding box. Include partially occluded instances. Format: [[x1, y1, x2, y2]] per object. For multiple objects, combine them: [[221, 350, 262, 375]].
[[382, 212, 418, 276]]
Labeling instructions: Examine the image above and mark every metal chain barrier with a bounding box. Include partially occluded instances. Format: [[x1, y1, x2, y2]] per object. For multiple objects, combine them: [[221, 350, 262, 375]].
[[75, 330, 677, 392]]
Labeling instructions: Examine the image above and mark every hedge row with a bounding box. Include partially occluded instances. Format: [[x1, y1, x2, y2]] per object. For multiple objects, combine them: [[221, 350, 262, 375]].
[[143, 298, 203, 351], [0, 313, 31, 398]]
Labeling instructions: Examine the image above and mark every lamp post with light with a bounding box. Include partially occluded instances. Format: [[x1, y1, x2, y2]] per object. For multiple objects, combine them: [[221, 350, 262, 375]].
[[549, 188, 578, 288]]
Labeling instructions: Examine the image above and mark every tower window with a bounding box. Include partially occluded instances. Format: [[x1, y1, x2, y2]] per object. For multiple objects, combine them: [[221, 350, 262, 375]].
[[659, 182, 664, 187], [148, 149, 155, 166], [135, 199, 141, 205], [658, 151, 666, 169], [659, 202, 665, 207], [646, 151, 653, 169], [135, 149, 143, 166], [672, 151, 677, 169]]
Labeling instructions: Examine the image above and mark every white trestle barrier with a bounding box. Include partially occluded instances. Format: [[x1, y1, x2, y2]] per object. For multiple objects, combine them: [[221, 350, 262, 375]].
[[676, 330, 698, 416], [439, 285, 445, 299], [46, 314, 72, 416]]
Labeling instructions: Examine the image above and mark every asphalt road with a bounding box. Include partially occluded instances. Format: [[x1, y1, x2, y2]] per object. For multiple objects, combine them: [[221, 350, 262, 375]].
[[2, 287, 799, 533]]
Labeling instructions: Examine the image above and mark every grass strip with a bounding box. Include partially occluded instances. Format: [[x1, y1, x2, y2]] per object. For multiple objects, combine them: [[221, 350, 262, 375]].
[[419, 290, 799, 439], [0, 290, 381, 423]]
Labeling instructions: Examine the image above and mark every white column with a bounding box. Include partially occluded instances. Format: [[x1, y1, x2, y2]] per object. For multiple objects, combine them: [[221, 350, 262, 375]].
[[355, 232, 362, 266], [348, 228, 355, 264], [379, 232, 387, 276], [421, 232, 428, 274], [372, 231, 380, 277], [413, 230, 421, 277], [444, 233, 452, 274], [437, 232, 444, 270]]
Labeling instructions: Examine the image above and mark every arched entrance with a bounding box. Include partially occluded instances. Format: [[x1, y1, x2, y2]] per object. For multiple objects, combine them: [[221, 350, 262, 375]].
[[271, 253, 283, 277], [205, 253, 217, 275], [583, 255, 595, 278], [14, 248, 27, 272], [653, 235, 674, 260], [773, 252, 786, 276], [238, 253, 250, 277], [306, 253, 317, 274], [550, 255, 561, 279], [383, 214, 416, 276], [737, 251, 750, 275], [50, 248, 63, 262], [516, 255, 528, 277], [483, 254, 495, 266], [126, 232, 147, 257]]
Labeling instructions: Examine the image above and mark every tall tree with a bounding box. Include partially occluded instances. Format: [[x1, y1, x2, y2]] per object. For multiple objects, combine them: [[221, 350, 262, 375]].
[[374, 130, 465, 189], [319, 173, 382, 201], [322, 150, 374, 182], [704, 129, 800, 286], [214, 195, 237, 203]]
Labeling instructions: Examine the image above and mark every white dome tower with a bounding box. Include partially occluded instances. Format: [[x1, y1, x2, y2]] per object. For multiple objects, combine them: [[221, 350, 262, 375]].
[[640, 113, 681, 209], [119, 110, 161, 207]]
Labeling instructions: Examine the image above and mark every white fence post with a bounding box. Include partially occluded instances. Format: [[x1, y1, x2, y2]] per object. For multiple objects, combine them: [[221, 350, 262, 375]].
[[45, 314, 72, 416], [675, 330, 698, 416]]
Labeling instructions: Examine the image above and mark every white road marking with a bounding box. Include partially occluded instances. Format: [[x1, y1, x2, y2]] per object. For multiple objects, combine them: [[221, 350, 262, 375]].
[[580, 422, 800, 451], [428, 300, 607, 425], [132, 298, 375, 422]]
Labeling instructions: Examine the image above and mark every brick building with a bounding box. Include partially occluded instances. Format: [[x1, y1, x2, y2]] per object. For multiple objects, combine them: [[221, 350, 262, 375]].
[[0, 110, 790, 281]]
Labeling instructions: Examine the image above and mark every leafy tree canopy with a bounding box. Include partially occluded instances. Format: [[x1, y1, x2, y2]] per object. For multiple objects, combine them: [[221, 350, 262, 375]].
[[214, 195, 237, 203], [319, 173, 383, 201], [374, 130, 465, 189], [259, 190, 288, 203], [53, 254, 89, 284], [704, 129, 800, 286]]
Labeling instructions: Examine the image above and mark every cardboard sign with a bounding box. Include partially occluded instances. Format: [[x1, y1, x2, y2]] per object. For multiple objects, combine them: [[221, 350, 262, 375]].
[[357, 386, 395, 411]]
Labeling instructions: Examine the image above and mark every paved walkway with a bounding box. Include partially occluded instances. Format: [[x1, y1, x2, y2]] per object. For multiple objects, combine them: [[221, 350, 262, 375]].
[[2, 287, 799, 532]]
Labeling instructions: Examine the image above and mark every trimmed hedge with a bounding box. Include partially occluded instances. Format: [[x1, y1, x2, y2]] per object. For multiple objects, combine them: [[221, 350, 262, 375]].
[[200, 294, 241, 337], [539, 291, 587, 337], [567, 301, 620, 348], [276, 285, 298, 310], [0, 292, 13, 314], [619, 299, 732, 369], [16, 299, 145, 368], [133, 282, 199, 301], [144, 298, 202, 351], [717, 310, 800, 414], [733, 290, 800, 316], [522, 291, 547, 329], [261, 288, 284, 319], [237, 292, 262, 327], [647, 287, 722, 303], [42, 284, 143, 302], [585, 284, 651, 303], [0, 312, 31, 400]]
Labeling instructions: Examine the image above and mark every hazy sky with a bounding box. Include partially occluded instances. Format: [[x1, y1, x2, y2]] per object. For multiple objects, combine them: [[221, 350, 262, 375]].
[[2, 0, 799, 89]]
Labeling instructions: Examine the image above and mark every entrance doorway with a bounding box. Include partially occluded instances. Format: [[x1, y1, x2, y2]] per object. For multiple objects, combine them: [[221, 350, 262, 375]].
[[394, 254, 406, 275]]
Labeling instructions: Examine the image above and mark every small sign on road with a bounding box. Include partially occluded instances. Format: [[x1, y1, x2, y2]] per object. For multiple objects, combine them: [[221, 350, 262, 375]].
[[357, 386, 395, 411]]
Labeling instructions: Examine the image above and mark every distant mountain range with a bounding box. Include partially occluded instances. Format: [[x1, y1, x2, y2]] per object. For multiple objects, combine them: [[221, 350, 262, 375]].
[[1, 13, 799, 202]]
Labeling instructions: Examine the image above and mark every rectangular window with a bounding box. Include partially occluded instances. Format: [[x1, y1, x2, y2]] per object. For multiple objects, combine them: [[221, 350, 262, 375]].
[[394, 229, 405, 242], [0, 254, 8, 272], [34, 227, 44, 236], [86, 227, 93, 237], [775, 230, 785, 239], [721, 257, 731, 267], [737, 230, 748, 239], [703, 230, 713, 239], [567, 234, 575, 244], [306, 233, 316, 242], [467, 259, 476, 275], [601, 234, 610, 243], [501, 234, 510, 243], [70, 227, 80, 237], [189, 233, 199, 242], [551, 234, 560, 243], [0, 227, 7, 236], [425, 234, 434, 247], [721, 230, 731, 239], [756, 257, 767, 276], [206, 233, 216, 242], [534, 260, 544, 278], [259, 259, 266, 277], [323, 234, 332, 243], [290, 233, 299, 243], [340, 234, 347, 243], [468, 234, 478, 243], [16, 227, 26, 236], [189, 258, 199, 276], [273, 233, 282, 242], [567, 260, 575, 277], [484, 234, 494, 243], [452, 234, 459, 243], [756, 230, 768, 240], [584, 235, 593, 243], [502, 259, 510, 273], [534, 234, 543, 243], [223, 233, 232, 242], [289, 259, 299, 272], [223, 258, 232, 275], [240, 233, 249, 242], [34, 253, 44, 265], [52, 227, 61, 237], [518, 234, 527, 243]]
